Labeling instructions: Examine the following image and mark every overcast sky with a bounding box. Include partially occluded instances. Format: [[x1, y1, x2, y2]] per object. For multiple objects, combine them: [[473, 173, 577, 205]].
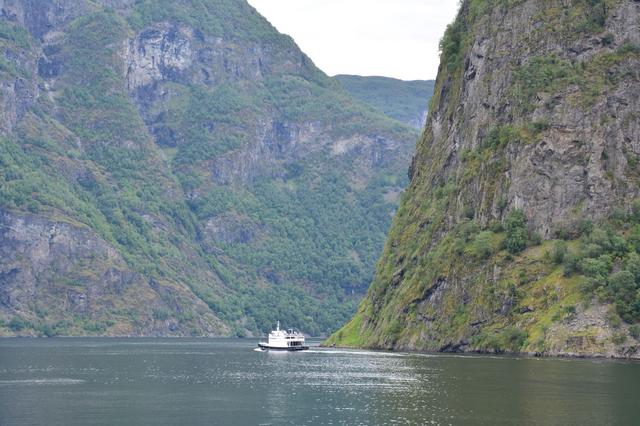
[[247, 0, 460, 81]]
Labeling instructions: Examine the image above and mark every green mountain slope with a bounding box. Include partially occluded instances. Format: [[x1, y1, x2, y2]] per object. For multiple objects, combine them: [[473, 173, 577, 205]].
[[0, 0, 418, 336], [327, 0, 640, 358], [335, 75, 435, 129]]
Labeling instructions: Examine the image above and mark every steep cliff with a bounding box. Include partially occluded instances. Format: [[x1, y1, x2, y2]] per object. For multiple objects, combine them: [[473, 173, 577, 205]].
[[327, 0, 640, 358], [0, 0, 418, 336], [335, 75, 435, 129]]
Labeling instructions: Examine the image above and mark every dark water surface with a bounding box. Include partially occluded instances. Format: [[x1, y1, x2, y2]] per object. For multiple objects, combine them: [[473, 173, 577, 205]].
[[0, 338, 638, 425]]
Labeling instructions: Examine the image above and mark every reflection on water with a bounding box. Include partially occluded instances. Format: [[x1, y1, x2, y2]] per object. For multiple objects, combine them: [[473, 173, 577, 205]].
[[0, 338, 638, 425]]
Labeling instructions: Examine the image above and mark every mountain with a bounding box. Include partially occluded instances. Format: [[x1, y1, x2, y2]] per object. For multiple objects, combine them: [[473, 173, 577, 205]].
[[0, 0, 418, 337], [335, 75, 435, 129], [327, 0, 640, 358]]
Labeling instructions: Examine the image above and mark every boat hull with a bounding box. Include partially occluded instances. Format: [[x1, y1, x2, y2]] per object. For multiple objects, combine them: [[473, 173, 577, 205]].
[[258, 342, 309, 351]]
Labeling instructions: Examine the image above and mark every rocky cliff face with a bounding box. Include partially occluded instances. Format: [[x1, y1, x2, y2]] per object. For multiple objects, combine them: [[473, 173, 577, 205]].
[[328, 0, 640, 358], [0, 210, 226, 336], [0, 0, 418, 336]]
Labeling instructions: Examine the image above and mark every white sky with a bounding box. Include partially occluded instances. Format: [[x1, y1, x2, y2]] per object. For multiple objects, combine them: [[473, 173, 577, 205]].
[[247, 0, 460, 81]]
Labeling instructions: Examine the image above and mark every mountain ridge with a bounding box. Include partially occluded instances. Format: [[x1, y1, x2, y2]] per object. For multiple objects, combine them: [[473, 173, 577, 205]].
[[334, 74, 435, 129], [0, 0, 418, 336]]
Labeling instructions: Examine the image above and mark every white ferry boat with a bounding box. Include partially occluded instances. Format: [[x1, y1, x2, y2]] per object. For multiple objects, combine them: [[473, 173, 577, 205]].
[[258, 321, 309, 351]]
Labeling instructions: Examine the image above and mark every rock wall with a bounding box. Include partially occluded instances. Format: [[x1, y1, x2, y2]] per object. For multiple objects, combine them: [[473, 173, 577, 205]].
[[0, 210, 227, 336], [417, 0, 640, 237], [328, 0, 640, 358]]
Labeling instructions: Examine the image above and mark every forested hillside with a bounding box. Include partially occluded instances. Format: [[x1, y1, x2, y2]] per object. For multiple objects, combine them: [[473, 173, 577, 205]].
[[0, 0, 418, 336], [335, 75, 435, 129]]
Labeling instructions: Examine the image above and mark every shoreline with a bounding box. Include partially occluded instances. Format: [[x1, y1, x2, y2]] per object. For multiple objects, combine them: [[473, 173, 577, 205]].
[[319, 343, 640, 362], [1, 336, 638, 361]]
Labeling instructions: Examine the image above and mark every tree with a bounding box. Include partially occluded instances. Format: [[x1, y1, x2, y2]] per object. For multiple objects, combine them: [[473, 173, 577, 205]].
[[608, 270, 639, 322], [552, 241, 568, 264], [504, 209, 528, 254]]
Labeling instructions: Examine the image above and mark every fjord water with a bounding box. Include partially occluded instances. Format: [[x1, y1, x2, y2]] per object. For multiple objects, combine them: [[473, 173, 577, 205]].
[[0, 339, 638, 425]]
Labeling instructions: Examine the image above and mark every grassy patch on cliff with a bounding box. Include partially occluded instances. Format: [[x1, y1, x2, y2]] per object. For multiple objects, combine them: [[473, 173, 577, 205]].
[[512, 44, 640, 112], [324, 314, 367, 347]]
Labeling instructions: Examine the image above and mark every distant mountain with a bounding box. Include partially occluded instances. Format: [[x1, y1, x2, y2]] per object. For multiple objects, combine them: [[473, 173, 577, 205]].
[[0, 0, 418, 337], [328, 0, 640, 358], [335, 75, 435, 129]]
